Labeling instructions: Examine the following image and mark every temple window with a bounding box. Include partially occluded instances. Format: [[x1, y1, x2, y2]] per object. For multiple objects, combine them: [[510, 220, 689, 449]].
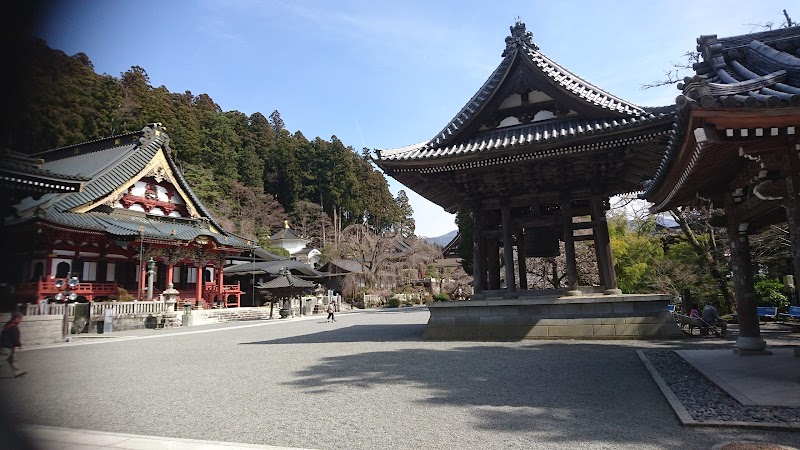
[[83, 262, 97, 281], [55, 261, 70, 278]]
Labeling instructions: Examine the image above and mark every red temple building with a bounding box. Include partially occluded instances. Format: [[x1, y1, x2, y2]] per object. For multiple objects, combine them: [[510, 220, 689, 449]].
[[4, 123, 250, 307]]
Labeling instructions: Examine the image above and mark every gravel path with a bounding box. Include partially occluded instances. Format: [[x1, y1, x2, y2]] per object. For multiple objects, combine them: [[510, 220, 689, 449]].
[[1, 307, 799, 450]]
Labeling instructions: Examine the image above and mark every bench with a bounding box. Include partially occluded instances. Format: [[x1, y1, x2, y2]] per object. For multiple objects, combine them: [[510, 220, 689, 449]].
[[757, 306, 778, 321], [779, 306, 800, 322], [675, 314, 703, 335], [730, 306, 778, 324], [675, 314, 722, 337]]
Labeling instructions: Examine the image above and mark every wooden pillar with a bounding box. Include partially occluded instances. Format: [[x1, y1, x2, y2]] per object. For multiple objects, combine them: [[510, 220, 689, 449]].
[[218, 262, 225, 306], [138, 263, 146, 300], [783, 146, 800, 302], [561, 198, 578, 291], [195, 264, 203, 305], [46, 256, 53, 281], [516, 228, 527, 291], [472, 208, 484, 295], [591, 196, 618, 292], [487, 235, 501, 290], [166, 262, 174, 289], [725, 197, 766, 352], [501, 205, 516, 296], [98, 250, 108, 282]]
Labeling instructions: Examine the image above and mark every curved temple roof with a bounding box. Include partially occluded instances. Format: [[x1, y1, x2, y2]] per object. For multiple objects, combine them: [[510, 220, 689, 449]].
[[374, 21, 674, 212], [376, 21, 659, 164], [640, 26, 800, 208], [6, 124, 250, 249]]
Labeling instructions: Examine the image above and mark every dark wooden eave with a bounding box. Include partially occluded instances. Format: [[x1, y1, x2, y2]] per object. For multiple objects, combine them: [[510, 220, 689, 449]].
[[375, 21, 674, 212], [641, 26, 800, 224]]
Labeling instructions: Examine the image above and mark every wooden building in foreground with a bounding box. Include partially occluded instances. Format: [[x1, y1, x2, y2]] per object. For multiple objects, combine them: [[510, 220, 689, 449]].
[[374, 21, 674, 298], [640, 27, 800, 352], [4, 123, 250, 307], [374, 22, 681, 339]]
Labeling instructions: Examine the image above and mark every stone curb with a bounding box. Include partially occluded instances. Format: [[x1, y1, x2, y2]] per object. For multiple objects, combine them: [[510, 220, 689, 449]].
[[636, 350, 800, 430], [18, 307, 372, 352], [23, 424, 313, 449]]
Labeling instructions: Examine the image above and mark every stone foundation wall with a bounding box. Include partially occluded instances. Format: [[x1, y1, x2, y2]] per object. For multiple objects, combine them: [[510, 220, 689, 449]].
[[0, 314, 63, 345], [424, 294, 683, 340]]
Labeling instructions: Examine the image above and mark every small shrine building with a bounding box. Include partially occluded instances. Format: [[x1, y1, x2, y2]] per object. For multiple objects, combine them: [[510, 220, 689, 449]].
[[270, 221, 321, 266], [640, 26, 800, 352], [374, 22, 681, 339], [5, 123, 250, 307]]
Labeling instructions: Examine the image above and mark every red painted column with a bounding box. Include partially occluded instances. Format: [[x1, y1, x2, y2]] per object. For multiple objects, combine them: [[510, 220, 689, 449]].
[[218, 265, 224, 306], [166, 262, 174, 288], [139, 264, 146, 300], [195, 265, 203, 305]]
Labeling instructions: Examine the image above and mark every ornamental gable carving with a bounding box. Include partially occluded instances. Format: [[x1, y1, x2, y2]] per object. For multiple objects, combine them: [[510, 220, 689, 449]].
[[115, 176, 188, 217]]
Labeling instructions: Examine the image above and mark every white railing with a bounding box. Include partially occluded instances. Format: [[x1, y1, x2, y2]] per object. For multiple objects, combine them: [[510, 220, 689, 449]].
[[362, 294, 383, 307], [21, 301, 174, 317], [101, 301, 171, 316], [21, 303, 74, 316]]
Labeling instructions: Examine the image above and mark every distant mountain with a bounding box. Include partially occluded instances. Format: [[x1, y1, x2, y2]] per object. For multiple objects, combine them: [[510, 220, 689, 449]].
[[423, 230, 458, 247]]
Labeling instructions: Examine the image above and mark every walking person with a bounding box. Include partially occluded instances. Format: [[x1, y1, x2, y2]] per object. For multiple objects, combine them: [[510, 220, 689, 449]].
[[1, 312, 26, 377], [326, 302, 336, 322]]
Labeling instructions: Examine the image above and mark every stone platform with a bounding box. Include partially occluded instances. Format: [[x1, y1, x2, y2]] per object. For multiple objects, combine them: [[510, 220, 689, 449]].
[[423, 292, 682, 340]]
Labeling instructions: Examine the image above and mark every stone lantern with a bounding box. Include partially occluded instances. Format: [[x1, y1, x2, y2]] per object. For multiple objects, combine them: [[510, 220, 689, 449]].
[[162, 283, 179, 312]]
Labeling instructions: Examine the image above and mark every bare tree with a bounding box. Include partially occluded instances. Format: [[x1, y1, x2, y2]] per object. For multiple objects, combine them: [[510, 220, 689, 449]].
[[670, 208, 734, 311], [332, 224, 440, 297], [642, 10, 794, 90]]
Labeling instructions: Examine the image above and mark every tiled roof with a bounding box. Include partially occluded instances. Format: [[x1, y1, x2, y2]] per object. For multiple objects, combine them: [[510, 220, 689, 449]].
[[255, 273, 317, 289], [8, 209, 249, 247], [1, 151, 89, 182], [640, 26, 800, 202], [7, 124, 247, 248], [225, 260, 325, 277], [376, 21, 666, 164], [378, 112, 671, 162], [323, 258, 366, 274], [270, 227, 307, 241]]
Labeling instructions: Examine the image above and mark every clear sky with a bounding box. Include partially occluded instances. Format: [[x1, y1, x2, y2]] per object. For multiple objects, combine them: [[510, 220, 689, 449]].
[[33, 0, 793, 237]]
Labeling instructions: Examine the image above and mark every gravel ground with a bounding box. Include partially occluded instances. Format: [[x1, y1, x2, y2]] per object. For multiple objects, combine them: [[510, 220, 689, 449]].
[[642, 349, 800, 424], [1, 307, 799, 450]]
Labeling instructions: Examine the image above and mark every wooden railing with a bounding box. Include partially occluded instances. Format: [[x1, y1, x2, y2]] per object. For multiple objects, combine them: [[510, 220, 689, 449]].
[[15, 280, 120, 301]]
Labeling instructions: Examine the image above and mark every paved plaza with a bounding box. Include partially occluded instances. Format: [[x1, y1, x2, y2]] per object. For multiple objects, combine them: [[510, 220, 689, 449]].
[[1, 307, 799, 449]]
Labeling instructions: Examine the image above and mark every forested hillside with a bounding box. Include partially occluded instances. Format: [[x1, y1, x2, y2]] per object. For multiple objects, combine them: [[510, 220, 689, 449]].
[[4, 38, 412, 247]]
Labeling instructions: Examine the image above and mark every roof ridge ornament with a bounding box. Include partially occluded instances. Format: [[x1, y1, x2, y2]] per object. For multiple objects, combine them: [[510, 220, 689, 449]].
[[503, 20, 537, 57]]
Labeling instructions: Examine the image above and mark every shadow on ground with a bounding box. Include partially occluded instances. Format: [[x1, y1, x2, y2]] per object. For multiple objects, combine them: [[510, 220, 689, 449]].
[[276, 339, 799, 448], [241, 323, 428, 344]]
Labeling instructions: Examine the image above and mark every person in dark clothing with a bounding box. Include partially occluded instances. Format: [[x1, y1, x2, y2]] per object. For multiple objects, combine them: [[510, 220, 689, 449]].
[[1, 312, 25, 377], [701, 301, 727, 337]]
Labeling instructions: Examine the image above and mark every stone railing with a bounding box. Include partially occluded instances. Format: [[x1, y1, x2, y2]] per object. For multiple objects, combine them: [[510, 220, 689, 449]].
[[363, 294, 383, 307], [21, 301, 175, 317], [21, 303, 76, 316]]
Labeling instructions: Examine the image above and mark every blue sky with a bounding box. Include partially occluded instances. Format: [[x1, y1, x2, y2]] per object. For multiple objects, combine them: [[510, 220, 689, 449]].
[[35, 0, 793, 237]]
